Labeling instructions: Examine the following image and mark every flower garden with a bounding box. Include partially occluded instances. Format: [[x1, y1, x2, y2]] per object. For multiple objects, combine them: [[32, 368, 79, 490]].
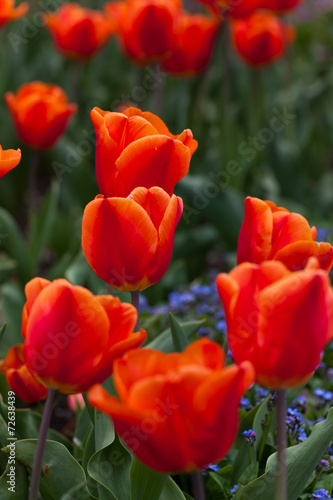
[[0, 0, 333, 499]]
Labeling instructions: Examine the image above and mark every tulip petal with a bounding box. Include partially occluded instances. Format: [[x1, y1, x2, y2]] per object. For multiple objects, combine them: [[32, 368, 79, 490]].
[[115, 135, 190, 196], [274, 241, 333, 272], [255, 271, 330, 388], [81, 196, 158, 290], [237, 196, 273, 264], [95, 295, 138, 344], [269, 211, 314, 257], [0, 146, 21, 178]]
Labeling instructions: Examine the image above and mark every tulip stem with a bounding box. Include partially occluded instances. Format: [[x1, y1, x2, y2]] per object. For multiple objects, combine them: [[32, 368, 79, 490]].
[[28, 149, 40, 216], [130, 290, 140, 331], [276, 389, 287, 500], [191, 471, 206, 500], [29, 388, 57, 500]]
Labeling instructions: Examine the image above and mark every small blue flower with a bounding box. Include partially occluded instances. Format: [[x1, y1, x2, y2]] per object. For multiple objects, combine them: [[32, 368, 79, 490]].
[[297, 428, 308, 442], [242, 429, 256, 445], [316, 227, 329, 242], [206, 463, 221, 472], [285, 408, 304, 434], [190, 284, 212, 297], [139, 294, 149, 312], [314, 388, 333, 405], [317, 459, 330, 472], [240, 397, 252, 411], [292, 395, 308, 412], [231, 484, 244, 495], [311, 488, 332, 500], [216, 319, 226, 334]]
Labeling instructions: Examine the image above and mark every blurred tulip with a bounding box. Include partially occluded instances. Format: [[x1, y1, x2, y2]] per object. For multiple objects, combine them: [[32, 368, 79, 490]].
[[88, 338, 254, 472], [237, 196, 333, 271], [161, 12, 220, 76], [0, 145, 21, 178], [0, 344, 47, 403], [44, 3, 115, 60], [0, 0, 28, 28], [216, 258, 333, 389], [105, 0, 180, 64], [261, 0, 303, 13], [68, 393, 85, 412], [82, 186, 183, 291], [231, 10, 295, 66], [90, 106, 197, 197], [5, 82, 77, 150], [23, 277, 146, 394]]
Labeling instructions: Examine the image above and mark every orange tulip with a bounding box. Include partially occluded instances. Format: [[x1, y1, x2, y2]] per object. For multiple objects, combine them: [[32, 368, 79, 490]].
[[261, 0, 303, 13], [5, 82, 77, 150], [23, 277, 146, 394], [161, 12, 220, 76], [44, 3, 115, 60], [0, 344, 47, 402], [0, 0, 28, 28], [88, 338, 254, 472], [82, 186, 183, 291], [237, 196, 333, 271], [231, 10, 295, 66], [216, 258, 333, 389], [90, 106, 197, 197], [0, 145, 21, 178], [105, 0, 180, 65]]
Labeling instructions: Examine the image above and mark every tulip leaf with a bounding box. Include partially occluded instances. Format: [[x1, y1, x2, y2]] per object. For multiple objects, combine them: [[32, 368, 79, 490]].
[[87, 434, 132, 500], [130, 458, 168, 500], [0, 459, 29, 499], [59, 481, 95, 500], [160, 476, 187, 499], [27, 180, 60, 273], [1, 439, 88, 500], [168, 313, 189, 352], [146, 319, 205, 353], [0, 283, 26, 356], [233, 408, 333, 500], [0, 322, 6, 348], [0, 207, 29, 282]]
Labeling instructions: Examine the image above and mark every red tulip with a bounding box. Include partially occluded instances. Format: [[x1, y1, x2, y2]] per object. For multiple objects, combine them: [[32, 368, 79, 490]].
[[0, 145, 21, 178], [105, 0, 181, 65], [216, 258, 333, 389], [82, 186, 183, 291], [0, 344, 47, 403], [231, 10, 295, 66], [90, 106, 197, 198], [23, 277, 146, 394], [44, 3, 115, 60], [88, 338, 254, 472], [0, 0, 28, 28], [161, 12, 220, 76], [5, 82, 77, 150], [261, 0, 303, 13], [237, 196, 333, 271]]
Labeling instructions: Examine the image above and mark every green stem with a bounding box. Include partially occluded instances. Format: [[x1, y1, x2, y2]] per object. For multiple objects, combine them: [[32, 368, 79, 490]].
[[150, 63, 164, 116], [29, 388, 57, 500], [130, 290, 140, 331], [28, 149, 40, 217], [191, 471, 206, 500], [276, 389, 287, 500]]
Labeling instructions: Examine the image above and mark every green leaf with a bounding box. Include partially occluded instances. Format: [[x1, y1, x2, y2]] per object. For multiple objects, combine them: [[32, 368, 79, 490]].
[[130, 458, 168, 500], [59, 481, 95, 500], [1, 439, 87, 500], [160, 476, 187, 499], [0, 207, 29, 282], [87, 434, 132, 500], [168, 313, 189, 352], [0, 459, 29, 499], [238, 462, 259, 485], [0, 322, 6, 348], [27, 181, 60, 272], [233, 408, 333, 500], [146, 320, 205, 353]]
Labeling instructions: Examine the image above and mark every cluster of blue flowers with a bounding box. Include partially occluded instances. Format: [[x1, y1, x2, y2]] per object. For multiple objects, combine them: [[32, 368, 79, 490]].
[[311, 488, 332, 500], [140, 276, 226, 338]]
